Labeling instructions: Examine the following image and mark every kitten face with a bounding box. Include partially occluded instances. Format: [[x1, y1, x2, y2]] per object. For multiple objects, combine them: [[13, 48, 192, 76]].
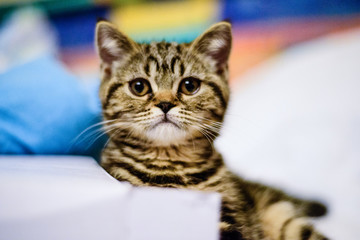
[[96, 21, 232, 146]]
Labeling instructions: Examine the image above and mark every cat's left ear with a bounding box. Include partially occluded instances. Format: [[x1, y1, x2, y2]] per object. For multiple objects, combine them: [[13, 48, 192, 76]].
[[190, 22, 232, 70]]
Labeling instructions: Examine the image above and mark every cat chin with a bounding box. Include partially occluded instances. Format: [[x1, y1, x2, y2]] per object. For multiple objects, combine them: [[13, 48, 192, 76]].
[[145, 122, 188, 146]]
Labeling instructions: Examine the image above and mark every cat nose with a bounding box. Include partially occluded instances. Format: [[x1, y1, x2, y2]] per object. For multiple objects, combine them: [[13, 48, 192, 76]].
[[155, 102, 176, 113]]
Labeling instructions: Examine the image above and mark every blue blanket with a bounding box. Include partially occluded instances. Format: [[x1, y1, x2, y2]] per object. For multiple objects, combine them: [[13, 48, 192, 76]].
[[0, 55, 105, 159]]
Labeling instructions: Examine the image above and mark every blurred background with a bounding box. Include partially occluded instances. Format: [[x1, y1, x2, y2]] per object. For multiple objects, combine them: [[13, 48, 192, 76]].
[[1, 0, 360, 82], [1, 1, 360, 240]]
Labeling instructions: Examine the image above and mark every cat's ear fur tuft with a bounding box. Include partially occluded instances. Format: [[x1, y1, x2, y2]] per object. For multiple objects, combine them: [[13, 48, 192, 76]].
[[95, 21, 138, 66], [191, 22, 232, 70]]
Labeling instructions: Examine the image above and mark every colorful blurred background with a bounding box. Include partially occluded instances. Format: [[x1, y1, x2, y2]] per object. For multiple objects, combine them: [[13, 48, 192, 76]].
[[1, 0, 360, 83]]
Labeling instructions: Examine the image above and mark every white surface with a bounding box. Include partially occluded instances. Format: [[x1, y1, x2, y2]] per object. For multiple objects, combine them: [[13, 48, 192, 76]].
[[217, 28, 360, 240], [0, 156, 220, 240]]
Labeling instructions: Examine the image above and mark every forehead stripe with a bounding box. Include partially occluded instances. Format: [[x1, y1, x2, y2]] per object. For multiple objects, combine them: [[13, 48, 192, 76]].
[[161, 62, 169, 72], [180, 62, 185, 76], [165, 42, 171, 49], [170, 56, 180, 73], [144, 63, 150, 76], [176, 45, 181, 54], [148, 55, 159, 71], [144, 45, 150, 54]]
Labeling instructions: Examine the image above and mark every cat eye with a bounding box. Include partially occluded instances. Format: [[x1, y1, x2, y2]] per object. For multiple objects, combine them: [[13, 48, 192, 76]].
[[179, 77, 201, 95], [129, 78, 152, 96]]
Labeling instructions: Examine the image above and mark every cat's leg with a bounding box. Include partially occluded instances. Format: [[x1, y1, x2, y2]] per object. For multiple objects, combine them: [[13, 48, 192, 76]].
[[219, 202, 245, 240], [220, 224, 243, 240], [219, 196, 264, 240], [241, 180, 329, 240], [260, 200, 328, 240]]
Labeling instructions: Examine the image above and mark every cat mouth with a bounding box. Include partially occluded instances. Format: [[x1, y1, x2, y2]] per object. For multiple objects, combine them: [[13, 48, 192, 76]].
[[146, 114, 188, 144], [152, 116, 180, 129]]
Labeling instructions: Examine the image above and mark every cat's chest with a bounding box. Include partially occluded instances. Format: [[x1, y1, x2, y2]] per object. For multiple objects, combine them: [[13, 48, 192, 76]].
[[102, 143, 228, 188]]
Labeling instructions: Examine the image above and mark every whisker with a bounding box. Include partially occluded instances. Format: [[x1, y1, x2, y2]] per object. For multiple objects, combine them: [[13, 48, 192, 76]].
[[84, 122, 128, 149], [182, 114, 223, 127], [192, 125, 215, 151], [71, 119, 116, 143], [67, 119, 118, 153], [181, 116, 222, 136], [68, 117, 139, 153]]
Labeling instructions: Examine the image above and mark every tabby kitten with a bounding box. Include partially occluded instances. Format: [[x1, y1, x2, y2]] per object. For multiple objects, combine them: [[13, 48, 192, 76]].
[[95, 20, 328, 240]]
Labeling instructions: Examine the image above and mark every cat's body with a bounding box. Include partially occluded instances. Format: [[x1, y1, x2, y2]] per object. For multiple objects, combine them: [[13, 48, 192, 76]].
[[95, 21, 328, 240]]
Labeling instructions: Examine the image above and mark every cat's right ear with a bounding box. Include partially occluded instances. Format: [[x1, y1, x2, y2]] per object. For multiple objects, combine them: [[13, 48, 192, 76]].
[[189, 22, 232, 72], [95, 21, 138, 67]]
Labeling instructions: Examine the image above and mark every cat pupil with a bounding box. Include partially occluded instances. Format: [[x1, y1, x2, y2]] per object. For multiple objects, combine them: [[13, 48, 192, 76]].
[[185, 80, 195, 92], [134, 81, 144, 93]]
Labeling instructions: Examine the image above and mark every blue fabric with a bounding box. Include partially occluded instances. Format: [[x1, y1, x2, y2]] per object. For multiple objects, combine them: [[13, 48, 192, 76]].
[[0, 55, 105, 159]]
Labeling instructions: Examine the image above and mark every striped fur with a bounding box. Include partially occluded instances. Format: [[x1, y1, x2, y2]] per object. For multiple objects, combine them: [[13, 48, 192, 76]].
[[95, 21, 328, 240]]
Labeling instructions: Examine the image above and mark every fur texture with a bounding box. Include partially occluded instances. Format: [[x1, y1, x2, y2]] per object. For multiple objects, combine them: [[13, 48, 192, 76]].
[[95, 21, 328, 240]]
